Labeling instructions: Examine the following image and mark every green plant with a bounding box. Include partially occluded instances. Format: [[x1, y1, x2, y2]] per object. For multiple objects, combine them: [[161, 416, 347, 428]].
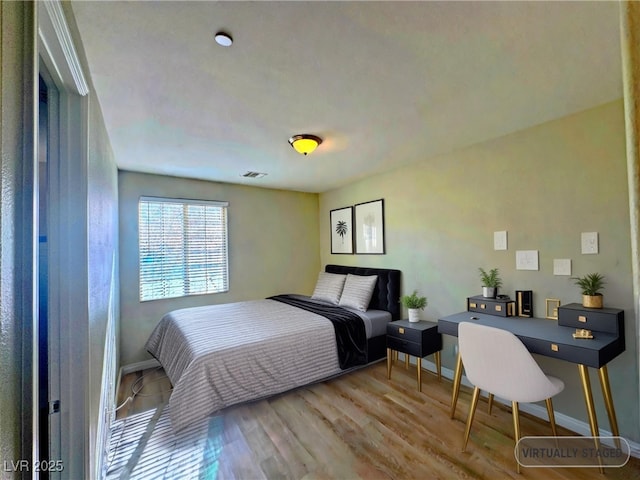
[[478, 267, 502, 288], [401, 290, 428, 310], [573, 273, 606, 296]]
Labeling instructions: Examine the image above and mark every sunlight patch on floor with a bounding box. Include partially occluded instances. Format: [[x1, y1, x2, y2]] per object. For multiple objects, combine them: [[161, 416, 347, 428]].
[[106, 403, 213, 479]]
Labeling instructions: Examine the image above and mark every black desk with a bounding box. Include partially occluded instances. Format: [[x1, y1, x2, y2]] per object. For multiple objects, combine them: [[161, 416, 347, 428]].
[[438, 311, 625, 441]]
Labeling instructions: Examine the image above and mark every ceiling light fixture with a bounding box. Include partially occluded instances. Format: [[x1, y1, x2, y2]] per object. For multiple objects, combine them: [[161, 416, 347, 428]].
[[214, 31, 233, 47], [288, 134, 322, 155]]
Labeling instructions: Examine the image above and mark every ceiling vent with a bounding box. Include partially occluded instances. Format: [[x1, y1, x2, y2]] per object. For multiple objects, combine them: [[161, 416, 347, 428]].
[[242, 171, 267, 179]]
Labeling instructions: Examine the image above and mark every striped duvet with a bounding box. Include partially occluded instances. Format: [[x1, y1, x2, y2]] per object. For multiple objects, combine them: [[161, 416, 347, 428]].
[[145, 298, 345, 432]]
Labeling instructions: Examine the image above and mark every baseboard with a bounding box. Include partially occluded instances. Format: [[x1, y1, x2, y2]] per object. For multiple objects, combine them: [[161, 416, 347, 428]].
[[121, 358, 161, 376], [414, 356, 640, 459], [116, 359, 162, 406]]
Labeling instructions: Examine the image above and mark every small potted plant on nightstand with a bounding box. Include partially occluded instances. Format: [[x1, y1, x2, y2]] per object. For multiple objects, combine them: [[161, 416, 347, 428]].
[[573, 273, 605, 309], [479, 267, 502, 299], [401, 290, 428, 323]]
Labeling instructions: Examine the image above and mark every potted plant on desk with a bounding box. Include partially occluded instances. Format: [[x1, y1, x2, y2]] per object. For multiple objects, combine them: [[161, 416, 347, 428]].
[[401, 290, 428, 323], [479, 267, 502, 299], [573, 273, 605, 308]]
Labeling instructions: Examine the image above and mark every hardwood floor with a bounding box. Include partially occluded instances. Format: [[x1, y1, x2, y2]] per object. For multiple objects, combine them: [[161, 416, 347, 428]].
[[114, 360, 640, 479]]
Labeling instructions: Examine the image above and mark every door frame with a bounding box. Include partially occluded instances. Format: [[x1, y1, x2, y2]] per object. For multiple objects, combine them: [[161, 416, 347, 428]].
[[36, 0, 89, 477]]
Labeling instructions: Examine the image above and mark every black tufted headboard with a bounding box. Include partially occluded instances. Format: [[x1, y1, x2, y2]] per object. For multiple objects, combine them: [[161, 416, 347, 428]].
[[325, 264, 401, 320]]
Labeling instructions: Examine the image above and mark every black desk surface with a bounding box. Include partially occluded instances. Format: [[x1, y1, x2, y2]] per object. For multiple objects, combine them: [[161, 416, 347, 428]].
[[438, 311, 625, 369]]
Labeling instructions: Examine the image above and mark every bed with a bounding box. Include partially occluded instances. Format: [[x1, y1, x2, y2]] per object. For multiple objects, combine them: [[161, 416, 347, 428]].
[[145, 264, 401, 432]]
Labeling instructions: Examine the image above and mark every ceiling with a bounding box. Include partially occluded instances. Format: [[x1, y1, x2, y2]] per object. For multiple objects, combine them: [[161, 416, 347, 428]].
[[70, 1, 623, 193]]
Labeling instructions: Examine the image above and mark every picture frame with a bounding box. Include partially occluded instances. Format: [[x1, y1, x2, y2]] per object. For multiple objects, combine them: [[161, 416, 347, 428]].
[[354, 199, 385, 254], [330, 206, 353, 254], [545, 298, 561, 320]]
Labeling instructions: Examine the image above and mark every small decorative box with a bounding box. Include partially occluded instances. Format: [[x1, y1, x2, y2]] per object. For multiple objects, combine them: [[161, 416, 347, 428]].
[[467, 295, 515, 317]]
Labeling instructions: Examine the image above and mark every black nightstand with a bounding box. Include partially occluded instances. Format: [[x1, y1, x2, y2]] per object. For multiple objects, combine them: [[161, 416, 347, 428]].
[[387, 319, 442, 392]]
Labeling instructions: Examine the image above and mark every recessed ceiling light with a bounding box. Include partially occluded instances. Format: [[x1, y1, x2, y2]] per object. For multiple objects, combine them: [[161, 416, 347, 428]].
[[214, 31, 233, 47]]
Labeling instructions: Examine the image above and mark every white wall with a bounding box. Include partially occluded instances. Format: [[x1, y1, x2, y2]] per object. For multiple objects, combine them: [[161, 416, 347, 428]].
[[320, 100, 640, 443], [0, 1, 34, 472], [118, 172, 321, 366]]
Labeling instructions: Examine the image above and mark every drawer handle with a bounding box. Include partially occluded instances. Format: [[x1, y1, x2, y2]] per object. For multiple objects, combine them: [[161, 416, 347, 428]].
[[551, 344, 559, 352], [495, 305, 502, 312], [399, 327, 405, 334], [578, 315, 587, 323], [480, 304, 486, 309], [470, 302, 477, 308]]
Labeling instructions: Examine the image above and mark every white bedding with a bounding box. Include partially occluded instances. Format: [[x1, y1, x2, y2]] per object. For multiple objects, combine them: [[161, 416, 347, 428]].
[[145, 296, 388, 431]]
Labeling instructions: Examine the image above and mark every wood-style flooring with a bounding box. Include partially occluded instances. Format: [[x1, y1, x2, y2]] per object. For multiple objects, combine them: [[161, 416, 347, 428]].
[[114, 360, 640, 479]]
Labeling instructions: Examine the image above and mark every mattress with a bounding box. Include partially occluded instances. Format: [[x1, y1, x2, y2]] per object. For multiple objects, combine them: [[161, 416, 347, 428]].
[[145, 296, 391, 431]]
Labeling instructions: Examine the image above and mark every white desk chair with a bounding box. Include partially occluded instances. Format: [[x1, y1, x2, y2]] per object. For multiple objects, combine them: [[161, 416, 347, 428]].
[[458, 321, 565, 472]]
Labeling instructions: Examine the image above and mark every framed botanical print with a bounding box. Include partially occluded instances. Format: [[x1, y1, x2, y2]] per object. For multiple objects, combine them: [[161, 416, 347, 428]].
[[354, 199, 385, 254], [330, 206, 353, 254]]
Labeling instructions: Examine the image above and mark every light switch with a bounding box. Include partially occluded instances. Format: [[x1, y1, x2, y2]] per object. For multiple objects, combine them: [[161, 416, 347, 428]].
[[581, 232, 598, 254], [494, 231, 507, 250]]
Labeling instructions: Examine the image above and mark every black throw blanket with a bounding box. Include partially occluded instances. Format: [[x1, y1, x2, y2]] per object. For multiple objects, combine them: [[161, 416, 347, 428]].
[[268, 294, 367, 369]]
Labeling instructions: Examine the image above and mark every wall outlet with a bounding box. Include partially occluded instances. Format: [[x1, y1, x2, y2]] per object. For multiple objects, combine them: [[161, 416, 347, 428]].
[[581, 232, 598, 254]]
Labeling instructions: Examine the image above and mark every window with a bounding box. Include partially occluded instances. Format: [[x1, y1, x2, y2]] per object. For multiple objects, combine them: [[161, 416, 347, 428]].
[[138, 196, 229, 301]]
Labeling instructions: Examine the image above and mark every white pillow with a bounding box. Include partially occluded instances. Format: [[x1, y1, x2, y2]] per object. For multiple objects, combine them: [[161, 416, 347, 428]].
[[311, 272, 347, 304], [339, 274, 378, 312]]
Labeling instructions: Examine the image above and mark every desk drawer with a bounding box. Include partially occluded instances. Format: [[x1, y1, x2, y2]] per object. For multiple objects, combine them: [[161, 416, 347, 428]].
[[558, 303, 623, 334], [467, 296, 515, 317], [522, 337, 598, 366], [387, 336, 423, 357]]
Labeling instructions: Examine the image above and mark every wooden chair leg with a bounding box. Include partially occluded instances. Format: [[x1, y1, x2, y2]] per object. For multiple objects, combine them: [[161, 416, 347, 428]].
[[545, 397, 558, 437], [462, 386, 481, 452], [512, 401, 521, 474], [487, 393, 494, 415]]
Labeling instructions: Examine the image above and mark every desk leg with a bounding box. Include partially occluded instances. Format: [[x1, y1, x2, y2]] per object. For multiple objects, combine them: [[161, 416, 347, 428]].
[[417, 357, 422, 392], [578, 365, 600, 436], [435, 351, 441, 381], [387, 348, 392, 379], [598, 365, 621, 447], [450, 352, 463, 419], [405, 354, 409, 369], [578, 364, 604, 474]]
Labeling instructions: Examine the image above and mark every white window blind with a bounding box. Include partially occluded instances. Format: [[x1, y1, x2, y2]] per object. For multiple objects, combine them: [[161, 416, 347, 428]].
[[138, 196, 229, 301]]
